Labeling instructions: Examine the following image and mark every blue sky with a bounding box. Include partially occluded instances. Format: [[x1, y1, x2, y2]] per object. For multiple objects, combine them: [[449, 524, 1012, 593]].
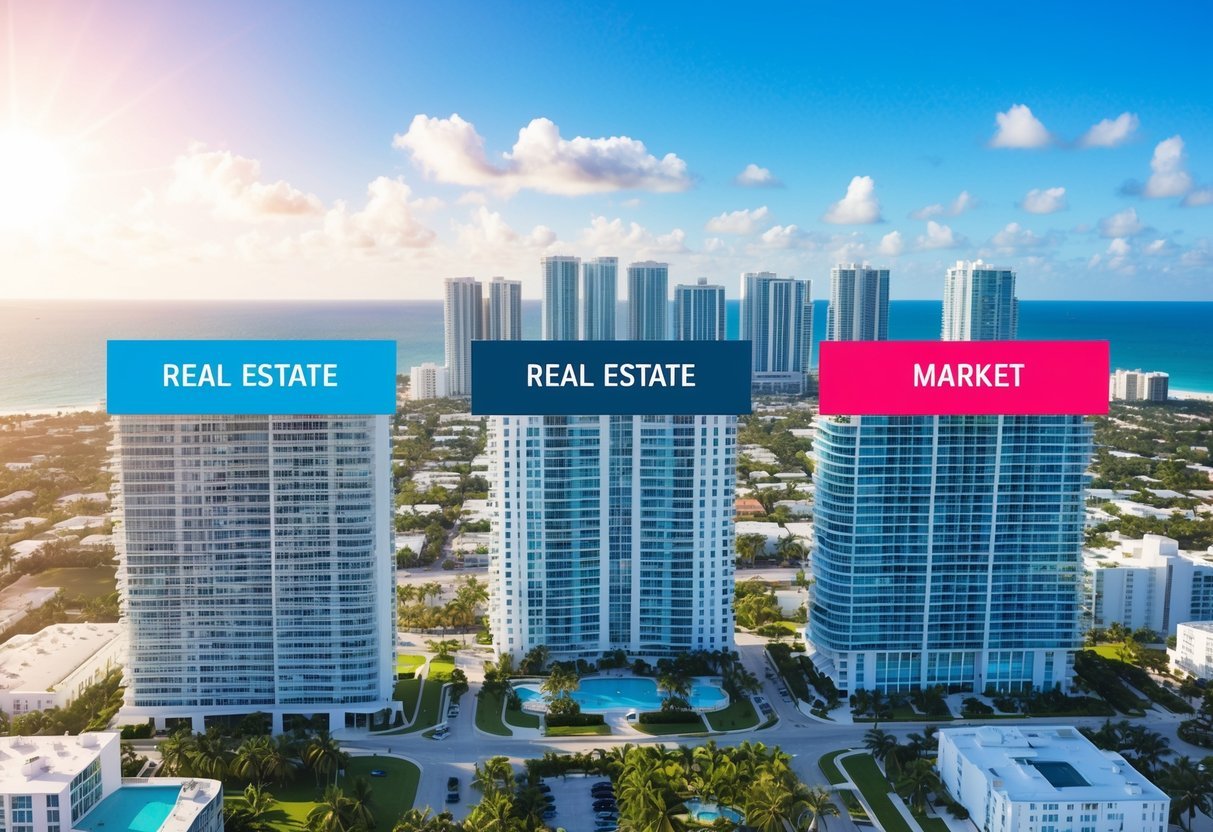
[[2, 0, 1211, 299]]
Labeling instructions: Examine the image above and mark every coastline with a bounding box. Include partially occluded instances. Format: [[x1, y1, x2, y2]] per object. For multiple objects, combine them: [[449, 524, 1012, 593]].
[[1170, 389, 1213, 403], [0, 402, 104, 418]]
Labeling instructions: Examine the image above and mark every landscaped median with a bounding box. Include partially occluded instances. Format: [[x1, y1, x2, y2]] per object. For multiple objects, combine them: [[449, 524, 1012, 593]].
[[474, 687, 541, 736], [839, 753, 948, 832]]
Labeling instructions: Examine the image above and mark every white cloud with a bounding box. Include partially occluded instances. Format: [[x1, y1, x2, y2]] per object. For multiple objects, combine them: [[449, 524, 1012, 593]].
[[1021, 186, 1067, 214], [1098, 207, 1144, 238], [302, 176, 435, 253], [916, 221, 963, 250], [393, 113, 691, 196], [1106, 237, 1131, 269], [989, 222, 1047, 251], [705, 206, 769, 234], [1184, 188, 1213, 207], [878, 230, 905, 257], [734, 164, 781, 187], [455, 206, 556, 253], [910, 191, 975, 221], [578, 216, 688, 256], [169, 145, 323, 221], [1143, 238, 1171, 255], [1079, 112, 1139, 148], [1144, 136, 1193, 198], [822, 175, 882, 224], [758, 224, 804, 249], [704, 237, 727, 253], [989, 104, 1051, 149]]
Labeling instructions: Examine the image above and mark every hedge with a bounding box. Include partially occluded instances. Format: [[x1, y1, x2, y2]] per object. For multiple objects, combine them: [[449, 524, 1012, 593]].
[[638, 710, 703, 725], [545, 712, 606, 727]]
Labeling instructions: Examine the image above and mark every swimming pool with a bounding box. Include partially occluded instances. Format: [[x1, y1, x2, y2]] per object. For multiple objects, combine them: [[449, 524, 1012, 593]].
[[75, 785, 183, 832], [683, 799, 744, 825], [513, 676, 729, 713]]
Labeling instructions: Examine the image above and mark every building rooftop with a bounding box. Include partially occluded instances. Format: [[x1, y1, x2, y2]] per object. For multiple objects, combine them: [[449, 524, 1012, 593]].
[[941, 726, 1167, 803], [0, 624, 123, 693], [1179, 622, 1213, 635], [0, 732, 117, 792]]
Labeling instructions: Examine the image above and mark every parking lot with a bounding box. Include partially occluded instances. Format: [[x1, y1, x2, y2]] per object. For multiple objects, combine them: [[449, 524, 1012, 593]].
[[541, 774, 615, 832]]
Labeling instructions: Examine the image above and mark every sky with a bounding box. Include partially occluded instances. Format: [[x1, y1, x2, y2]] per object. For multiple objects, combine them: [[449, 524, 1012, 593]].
[[1, 0, 1211, 301]]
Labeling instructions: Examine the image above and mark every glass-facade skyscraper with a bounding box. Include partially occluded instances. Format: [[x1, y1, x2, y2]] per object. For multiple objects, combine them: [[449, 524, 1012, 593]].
[[581, 257, 617, 340], [739, 272, 812, 393], [444, 276, 482, 396], [626, 261, 669, 341], [674, 278, 726, 341], [114, 414, 397, 732], [485, 276, 522, 341], [542, 255, 580, 340], [827, 264, 889, 341], [488, 415, 736, 659], [942, 260, 1018, 341], [809, 264, 1092, 694]]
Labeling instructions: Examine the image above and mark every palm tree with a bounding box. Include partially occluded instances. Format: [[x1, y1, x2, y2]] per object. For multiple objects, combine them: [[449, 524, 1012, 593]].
[[478, 756, 515, 792], [264, 735, 300, 787], [307, 786, 357, 832], [463, 787, 517, 832], [744, 772, 796, 832], [304, 731, 348, 787], [1128, 728, 1171, 776], [540, 664, 580, 704], [242, 784, 277, 818], [346, 778, 375, 830], [862, 728, 898, 765], [797, 787, 839, 831], [157, 732, 195, 776], [896, 759, 940, 813], [233, 736, 272, 785], [189, 729, 232, 781], [1162, 756, 1213, 832]]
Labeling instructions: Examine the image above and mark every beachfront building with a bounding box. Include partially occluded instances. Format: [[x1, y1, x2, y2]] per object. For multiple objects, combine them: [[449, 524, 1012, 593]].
[[1110, 369, 1169, 402], [542, 256, 580, 340], [941, 260, 1018, 341], [484, 276, 523, 341], [581, 257, 618, 340], [0, 732, 223, 832], [1170, 622, 1213, 679], [0, 624, 123, 716], [739, 272, 813, 393], [443, 277, 483, 396], [826, 264, 889, 341], [674, 279, 726, 341], [938, 726, 1169, 832], [487, 415, 737, 660], [627, 261, 669, 341], [112, 415, 397, 733], [1085, 535, 1213, 636], [408, 362, 449, 400]]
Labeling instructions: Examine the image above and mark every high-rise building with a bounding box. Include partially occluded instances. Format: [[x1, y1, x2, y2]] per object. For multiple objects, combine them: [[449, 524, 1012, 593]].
[[444, 277, 483, 396], [484, 276, 523, 341], [113, 414, 397, 732], [1084, 535, 1213, 636], [1110, 369, 1169, 402], [941, 260, 1018, 341], [409, 362, 449, 400], [827, 264, 889, 341], [488, 415, 736, 659], [581, 257, 618, 340], [674, 278, 726, 341], [542, 256, 580, 340], [809, 264, 1093, 694], [626, 261, 669, 341], [739, 272, 813, 393]]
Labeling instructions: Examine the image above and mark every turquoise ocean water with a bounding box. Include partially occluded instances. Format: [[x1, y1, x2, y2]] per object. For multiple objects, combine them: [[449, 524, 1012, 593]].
[[0, 299, 1209, 412]]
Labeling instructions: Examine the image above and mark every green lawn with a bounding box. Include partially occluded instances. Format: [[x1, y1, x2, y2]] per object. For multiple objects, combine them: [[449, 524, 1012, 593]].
[[428, 659, 456, 680], [840, 754, 948, 832], [396, 654, 425, 675], [475, 688, 540, 736], [25, 566, 116, 599], [546, 724, 611, 737], [836, 789, 870, 822], [634, 718, 707, 735], [394, 678, 422, 719], [855, 704, 953, 722], [775, 620, 803, 634], [704, 698, 760, 732], [817, 749, 852, 786], [402, 677, 446, 733], [1092, 642, 1169, 666]]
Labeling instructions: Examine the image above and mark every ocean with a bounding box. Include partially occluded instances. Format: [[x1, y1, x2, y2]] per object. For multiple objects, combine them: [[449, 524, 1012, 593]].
[[0, 299, 1210, 412]]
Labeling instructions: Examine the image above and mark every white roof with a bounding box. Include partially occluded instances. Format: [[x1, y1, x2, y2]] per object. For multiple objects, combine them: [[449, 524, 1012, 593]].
[[735, 521, 789, 538], [1179, 621, 1213, 635], [0, 732, 118, 792], [2, 517, 46, 532], [0, 624, 123, 693], [0, 491, 35, 507], [53, 515, 106, 531], [942, 726, 1167, 804]]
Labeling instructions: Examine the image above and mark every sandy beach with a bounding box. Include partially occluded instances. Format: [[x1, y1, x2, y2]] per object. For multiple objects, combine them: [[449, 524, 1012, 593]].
[[1171, 389, 1213, 403]]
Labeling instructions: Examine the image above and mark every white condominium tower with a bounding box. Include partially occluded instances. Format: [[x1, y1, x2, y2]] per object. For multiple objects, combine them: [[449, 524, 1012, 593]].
[[1110, 369, 1169, 402], [674, 278, 726, 341], [485, 276, 523, 341], [581, 257, 618, 340], [810, 264, 1093, 694], [739, 272, 813, 393], [542, 256, 581, 340], [444, 277, 483, 396], [488, 415, 736, 659], [627, 261, 669, 340], [827, 264, 889, 341], [942, 260, 1018, 341], [113, 414, 397, 733]]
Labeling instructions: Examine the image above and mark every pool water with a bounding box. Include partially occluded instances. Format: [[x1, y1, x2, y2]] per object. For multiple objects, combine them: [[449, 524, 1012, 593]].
[[513, 676, 728, 712], [684, 799, 744, 825], [75, 785, 183, 832]]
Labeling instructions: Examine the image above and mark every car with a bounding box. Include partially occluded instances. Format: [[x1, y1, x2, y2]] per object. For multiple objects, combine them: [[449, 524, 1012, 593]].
[[593, 801, 617, 811], [369, 769, 387, 777], [537, 784, 552, 793], [446, 792, 460, 804], [541, 794, 556, 804], [448, 777, 459, 791], [542, 808, 557, 820], [591, 781, 612, 789], [595, 812, 618, 822], [595, 824, 617, 832], [591, 787, 614, 796]]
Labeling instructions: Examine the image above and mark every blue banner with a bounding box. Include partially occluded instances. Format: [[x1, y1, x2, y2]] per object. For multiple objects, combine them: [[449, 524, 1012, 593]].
[[471, 340, 752, 415], [107, 340, 397, 415]]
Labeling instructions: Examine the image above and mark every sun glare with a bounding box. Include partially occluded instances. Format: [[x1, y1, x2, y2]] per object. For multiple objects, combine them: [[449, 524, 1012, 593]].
[[0, 128, 73, 231]]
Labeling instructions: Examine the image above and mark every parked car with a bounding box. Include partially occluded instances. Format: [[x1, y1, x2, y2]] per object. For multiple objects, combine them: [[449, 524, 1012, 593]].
[[369, 769, 387, 777], [592, 800, 617, 811], [537, 784, 552, 793]]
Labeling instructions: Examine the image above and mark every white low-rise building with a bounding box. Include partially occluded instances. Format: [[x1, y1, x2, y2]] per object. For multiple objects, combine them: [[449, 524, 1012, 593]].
[[1171, 621, 1213, 679], [938, 726, 1169, 832], [1084, 534, 1213, 636], [0, 733, 223, 832], [0, 624, 124, 715], [408, 363, 449, 400]]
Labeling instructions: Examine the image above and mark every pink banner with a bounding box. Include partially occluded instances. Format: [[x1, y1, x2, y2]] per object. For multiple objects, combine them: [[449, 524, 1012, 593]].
[[818, 340, 1110, 415]]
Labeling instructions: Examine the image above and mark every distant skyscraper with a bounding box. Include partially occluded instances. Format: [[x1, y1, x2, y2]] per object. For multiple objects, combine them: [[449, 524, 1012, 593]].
[[739, 272, 813, 393], [810, 264, 1092, 694], [627, 261, 669, 340], [444, 277, 482, 396], [674, 278, 726, 341], [542, 256, 580, 340], [581, 257, 618, 340], [1110, 369, 1169, 402], [942, 260, 1018, 341], [114, 414, 397, 732], [409, 362, 449, 400], [827, 264, 889, 341], [488, 415, 736, 659], [484, 276, 522, 341]]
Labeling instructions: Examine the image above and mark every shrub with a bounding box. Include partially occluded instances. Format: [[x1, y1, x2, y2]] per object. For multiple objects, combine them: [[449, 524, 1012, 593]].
[[961, 697, 993, 716], [637, 710, 702, 725], [545, 712, 606, 728]]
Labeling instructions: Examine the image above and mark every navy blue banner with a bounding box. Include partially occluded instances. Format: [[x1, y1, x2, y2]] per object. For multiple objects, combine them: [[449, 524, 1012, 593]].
[[471, 340, 752, 415]]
